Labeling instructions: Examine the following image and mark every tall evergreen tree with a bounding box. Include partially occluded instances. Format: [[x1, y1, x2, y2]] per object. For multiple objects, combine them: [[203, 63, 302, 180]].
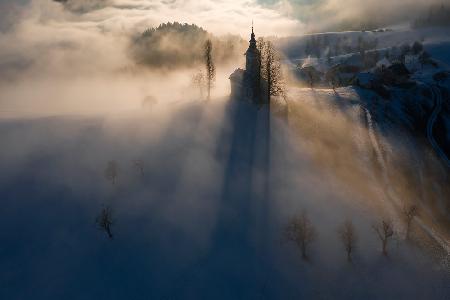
[[204, 39, 216, 101]]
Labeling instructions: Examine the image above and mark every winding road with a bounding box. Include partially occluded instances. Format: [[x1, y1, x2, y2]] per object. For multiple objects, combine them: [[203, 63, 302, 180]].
[[426, 85, 450, 167], [363, 98, 450, 256]]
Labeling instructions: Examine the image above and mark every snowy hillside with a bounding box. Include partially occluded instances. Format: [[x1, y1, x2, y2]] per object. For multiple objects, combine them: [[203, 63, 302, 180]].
[[277, 26, 450, 64], [0, 97, 449, 299], [1, 0, 449, 299], [277, 26, 450, 166]]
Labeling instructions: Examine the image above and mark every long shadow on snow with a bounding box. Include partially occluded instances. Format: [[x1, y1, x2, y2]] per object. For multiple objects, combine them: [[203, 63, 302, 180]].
[[163, 101, 274, 299]]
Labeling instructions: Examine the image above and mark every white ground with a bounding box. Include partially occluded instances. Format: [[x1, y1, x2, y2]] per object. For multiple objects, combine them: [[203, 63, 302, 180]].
[[0, 94, 448, 299]]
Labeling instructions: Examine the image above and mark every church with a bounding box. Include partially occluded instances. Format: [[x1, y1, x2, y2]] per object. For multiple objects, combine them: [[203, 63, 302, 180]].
[[229, 26, 267, 104]]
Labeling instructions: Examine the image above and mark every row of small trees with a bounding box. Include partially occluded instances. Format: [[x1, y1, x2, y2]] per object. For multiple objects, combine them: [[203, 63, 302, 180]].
[[285, 205, 418, 262]]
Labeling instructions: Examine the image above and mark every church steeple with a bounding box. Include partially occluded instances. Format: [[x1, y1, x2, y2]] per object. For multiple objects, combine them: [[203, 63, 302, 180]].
[[244, 21, 261, 103], [229, 22, 263, 103], [249, 21, 257, 49]]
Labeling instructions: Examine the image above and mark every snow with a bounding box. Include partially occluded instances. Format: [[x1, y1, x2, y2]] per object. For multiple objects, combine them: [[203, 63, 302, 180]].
[[355, 72, 376, 88], [0, 21, 449, 299], [0, 95, 448, 299], [405, 55, 421, 72], [376, 57, 392, 69], [278, 26, 450, 66]]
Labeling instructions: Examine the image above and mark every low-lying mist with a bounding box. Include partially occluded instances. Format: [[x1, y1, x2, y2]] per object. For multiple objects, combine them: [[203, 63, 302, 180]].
[[284, 88, 450, 252], [268, 0, 445, 32], [0, 1, 246, 117], [0, 1, 449, 298]]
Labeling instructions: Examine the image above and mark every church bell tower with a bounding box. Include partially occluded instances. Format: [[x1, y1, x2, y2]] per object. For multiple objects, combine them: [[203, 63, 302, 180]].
[[245, 23, 261, 103]]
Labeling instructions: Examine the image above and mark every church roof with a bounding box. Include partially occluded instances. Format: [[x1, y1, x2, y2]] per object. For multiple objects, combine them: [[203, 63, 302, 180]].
[[229, 68, 245, 81]]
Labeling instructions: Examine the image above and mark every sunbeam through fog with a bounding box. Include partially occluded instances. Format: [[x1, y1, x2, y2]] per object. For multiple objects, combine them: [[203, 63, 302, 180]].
[[0, 1, 449, 299]]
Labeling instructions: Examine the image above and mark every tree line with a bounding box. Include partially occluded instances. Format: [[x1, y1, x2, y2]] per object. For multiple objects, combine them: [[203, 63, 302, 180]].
[[98, 158, 420, 263], [132, 22, 246, 69], [285, 205, 418, 262]]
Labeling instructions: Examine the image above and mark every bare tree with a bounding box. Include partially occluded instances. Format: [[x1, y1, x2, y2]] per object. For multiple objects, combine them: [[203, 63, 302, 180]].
[[338, 220, 357, 262], [284, 211, 317, 260], [105, 161, 119, 186], [132, 159, 144, 178], [325, 70, 338, 91], [96, 205, 114, 239], [204, 39, 216, 101], [259, 39, 285, 105], [372, 219, 394, 256], [403, 204, 418, 239], [307, 70, 314, 89], [192, 70, 205, 99], [256, 37, 265, 55], [305, 66, 322, 89], [257, 37, 267, 73]]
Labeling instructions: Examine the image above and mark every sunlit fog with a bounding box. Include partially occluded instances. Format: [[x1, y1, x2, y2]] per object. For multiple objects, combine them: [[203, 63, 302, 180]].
[[0, 1, 449, 299]]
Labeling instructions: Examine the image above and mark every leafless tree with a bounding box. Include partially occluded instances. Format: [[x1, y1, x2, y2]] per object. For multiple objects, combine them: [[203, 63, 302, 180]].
[[257, 37, 265, 54], [372, 219, 394, 256], [307, 71, 314, 89], [303, 67, 319, 89], [338, 220, 357, 262], [331, 77, 338, 91], [133, 159, 144, 178], [192, 70, 205, 99], [204, 39, 216, 101], [96, 205, 114, 239], [259, 38, 285, 105], [105, 160, 119, 186], [325, 70, 338, 91], [284, 211, 317, 260], [403, 204, 418, 239]]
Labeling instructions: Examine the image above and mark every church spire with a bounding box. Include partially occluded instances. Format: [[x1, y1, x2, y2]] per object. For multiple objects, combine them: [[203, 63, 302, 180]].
[[249, 21, 256, 49]]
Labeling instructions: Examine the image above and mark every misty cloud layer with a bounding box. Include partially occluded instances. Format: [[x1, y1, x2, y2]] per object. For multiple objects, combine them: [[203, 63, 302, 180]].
[[0, 2, 449, 298], [0, 0, 443, 78], [0, 1, 291, 117], [261, 0, 445, 31], [0, 0, 448, 115]]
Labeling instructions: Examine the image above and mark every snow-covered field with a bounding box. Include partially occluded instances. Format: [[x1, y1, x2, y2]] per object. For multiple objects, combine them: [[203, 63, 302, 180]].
[[0, 95, 449, 299], [0, 11, 449, 298], [287, 86, 450, 248]]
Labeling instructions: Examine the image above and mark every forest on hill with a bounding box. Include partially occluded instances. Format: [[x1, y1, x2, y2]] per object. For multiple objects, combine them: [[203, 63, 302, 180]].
[[130, 22, 246, 69]]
